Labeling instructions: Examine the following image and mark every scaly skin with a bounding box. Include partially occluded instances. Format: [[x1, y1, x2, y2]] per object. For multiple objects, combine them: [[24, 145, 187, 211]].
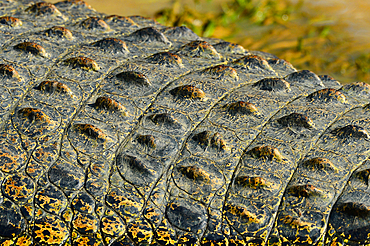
[[0, 0, 369, 245]]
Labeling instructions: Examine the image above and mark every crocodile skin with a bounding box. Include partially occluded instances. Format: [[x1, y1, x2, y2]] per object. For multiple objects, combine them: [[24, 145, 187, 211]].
[[0, 0, 369, 245]]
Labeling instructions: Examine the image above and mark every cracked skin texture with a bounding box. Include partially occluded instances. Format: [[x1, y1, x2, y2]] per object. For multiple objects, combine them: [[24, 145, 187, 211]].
[[0, 0, 370, 245]]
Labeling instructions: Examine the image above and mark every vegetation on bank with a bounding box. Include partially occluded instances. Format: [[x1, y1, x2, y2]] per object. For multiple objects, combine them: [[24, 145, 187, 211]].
[[155, 0, 370, 83]]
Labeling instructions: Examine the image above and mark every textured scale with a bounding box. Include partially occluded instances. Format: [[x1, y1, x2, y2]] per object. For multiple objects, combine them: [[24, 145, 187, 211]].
[[0, 16, 22, 27], [0, 0, 369, 245]]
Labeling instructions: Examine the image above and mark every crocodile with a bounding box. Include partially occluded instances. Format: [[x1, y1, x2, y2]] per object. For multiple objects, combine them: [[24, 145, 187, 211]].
[[0, 0, 369, 245]]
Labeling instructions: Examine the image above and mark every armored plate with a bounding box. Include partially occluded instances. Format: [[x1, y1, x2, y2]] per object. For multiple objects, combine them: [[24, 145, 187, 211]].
[[0, 0, 369, 245]]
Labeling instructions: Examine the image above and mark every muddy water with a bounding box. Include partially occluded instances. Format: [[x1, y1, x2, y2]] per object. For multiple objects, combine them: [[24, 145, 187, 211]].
[[68, 0, 173, 17], [49, 0, 226, 17], [295, 0, 370, 45]]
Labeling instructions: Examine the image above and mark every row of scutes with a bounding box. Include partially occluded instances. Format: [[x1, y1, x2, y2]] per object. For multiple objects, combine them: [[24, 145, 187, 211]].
[[0, 0, 370, 245]]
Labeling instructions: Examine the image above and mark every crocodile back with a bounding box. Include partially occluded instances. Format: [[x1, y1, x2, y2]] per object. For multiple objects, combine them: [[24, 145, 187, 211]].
[[0, 1, 370, 245]]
